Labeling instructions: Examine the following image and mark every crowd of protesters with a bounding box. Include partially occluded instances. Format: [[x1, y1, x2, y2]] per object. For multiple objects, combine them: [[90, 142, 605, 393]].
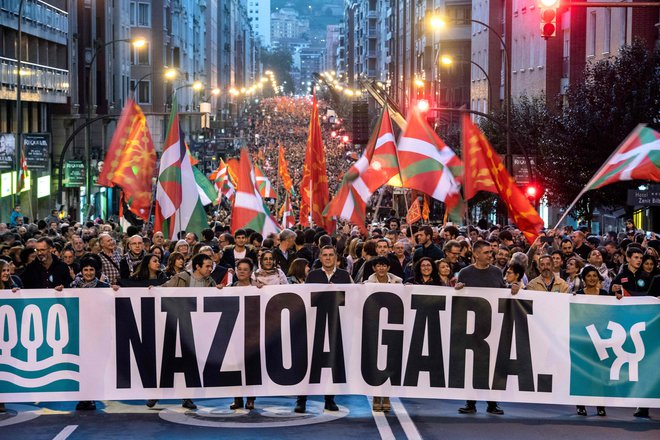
[[1, 204, 657, 417], [243, 97, 358, 195]]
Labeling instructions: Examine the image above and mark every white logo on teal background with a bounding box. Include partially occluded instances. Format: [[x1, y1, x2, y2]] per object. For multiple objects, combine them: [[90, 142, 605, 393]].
[[0, 299, 79, 393], [586, 321, 645, 381], [570, 303, 659, 398]]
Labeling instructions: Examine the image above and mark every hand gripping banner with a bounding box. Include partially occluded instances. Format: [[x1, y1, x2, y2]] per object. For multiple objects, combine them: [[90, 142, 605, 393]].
[[0, 285, 658, 407]]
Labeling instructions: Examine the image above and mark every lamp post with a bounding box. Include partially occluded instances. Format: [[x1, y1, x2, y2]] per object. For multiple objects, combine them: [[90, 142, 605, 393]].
[[131, 67, 178, 101], [84, 37, 146, 217], [430, 16, 512, 172], [14, 0, 26, 207], [438, 55, 493, 113]]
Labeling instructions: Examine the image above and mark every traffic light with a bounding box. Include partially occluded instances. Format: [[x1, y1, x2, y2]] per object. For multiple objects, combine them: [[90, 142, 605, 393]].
[[525, 185, 538, 199], [539, 0, 560, 39], [417, 99, 430, 113], [524, 183, 543, 206]]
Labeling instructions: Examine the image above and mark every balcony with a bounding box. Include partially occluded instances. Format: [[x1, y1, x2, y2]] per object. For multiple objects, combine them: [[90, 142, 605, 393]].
[[367, 27, 377, 38], [0, 0, 69, 45], [0, 56, 69, 103]]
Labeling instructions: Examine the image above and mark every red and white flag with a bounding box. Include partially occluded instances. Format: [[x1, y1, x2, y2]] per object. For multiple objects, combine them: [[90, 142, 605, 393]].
[[324, 106, 399, 232]]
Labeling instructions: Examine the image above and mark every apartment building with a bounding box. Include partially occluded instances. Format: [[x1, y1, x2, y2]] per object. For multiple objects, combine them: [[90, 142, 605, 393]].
[[0, 0, 70, 221]]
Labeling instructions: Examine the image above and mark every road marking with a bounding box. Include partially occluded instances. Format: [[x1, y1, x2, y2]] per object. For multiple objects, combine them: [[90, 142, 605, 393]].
[[370, 398, 396, 440], [391, 398, 422, 440], [52, 425, 78, 440]]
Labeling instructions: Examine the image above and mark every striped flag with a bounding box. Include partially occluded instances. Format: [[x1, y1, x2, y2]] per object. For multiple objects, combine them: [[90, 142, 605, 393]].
[[155, 100, 215, 239], [255, 163, 277, 198], [324, 106, 399, 232], [211, 158, 236, 202], [231, 147, 280, 236], [585, 125, 660, 190], [397, 108, 462, 210], [279, 193, 295, 228]]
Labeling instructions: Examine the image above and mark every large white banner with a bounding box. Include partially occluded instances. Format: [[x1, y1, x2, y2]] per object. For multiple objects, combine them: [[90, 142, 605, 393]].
[[0, 285, 658, 407]]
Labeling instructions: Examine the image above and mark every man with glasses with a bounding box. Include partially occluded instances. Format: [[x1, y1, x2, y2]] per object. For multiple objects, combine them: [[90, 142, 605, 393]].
[[20, 237, 73, 289], [454, 239, 506, 415], [120, 235, 145, 279], [443, 239, 466, 276]]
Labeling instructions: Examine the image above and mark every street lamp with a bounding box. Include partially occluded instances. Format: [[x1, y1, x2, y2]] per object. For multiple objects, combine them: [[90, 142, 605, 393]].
[[430, 16, 512, 172], [439, 55, 493, 112], [84, 36, 147, 218], [131, 67, 178, 101]]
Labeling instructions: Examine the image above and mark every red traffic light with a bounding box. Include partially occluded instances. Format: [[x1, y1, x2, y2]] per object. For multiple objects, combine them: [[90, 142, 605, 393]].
[[417, 99, 430, 112], [526, 185, 538, 198], [539, 0, 559, 39]]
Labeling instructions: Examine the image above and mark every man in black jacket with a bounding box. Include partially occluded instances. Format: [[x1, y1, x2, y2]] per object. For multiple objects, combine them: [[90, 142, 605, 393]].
[[358, 238, 404, 281], [272, 229, 296, 274], [219, 229, 258, 269], [413, 225, 445, 264], [295, 245, 351, 413], [21, 237, 72, 289]]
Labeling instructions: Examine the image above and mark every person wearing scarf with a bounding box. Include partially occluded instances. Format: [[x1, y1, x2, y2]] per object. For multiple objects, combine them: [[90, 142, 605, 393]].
[[119, 235, 146, 279], [253, 250, 288, 285]]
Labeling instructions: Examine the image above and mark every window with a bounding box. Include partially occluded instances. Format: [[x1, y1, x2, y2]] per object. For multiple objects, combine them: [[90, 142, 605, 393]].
[[137, 2, 151, 27], [130, 2, 136, 26], [603, 8, 611, 54], [588, 11, 596, 56], [131, 42, 151, 65], [130, 80, 151, 104]]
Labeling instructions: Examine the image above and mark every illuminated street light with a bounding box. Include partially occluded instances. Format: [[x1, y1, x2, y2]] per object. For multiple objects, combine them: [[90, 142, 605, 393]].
[[440, 55, 453, 66]]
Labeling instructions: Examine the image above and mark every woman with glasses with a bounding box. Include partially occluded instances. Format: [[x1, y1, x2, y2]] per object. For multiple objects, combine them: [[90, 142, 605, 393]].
[[406, 257, 442, 285]]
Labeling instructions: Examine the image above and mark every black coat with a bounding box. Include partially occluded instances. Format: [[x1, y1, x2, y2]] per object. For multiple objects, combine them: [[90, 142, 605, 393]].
[[272, 247, 296, 274], [219, 246, 258, 269], [305, 268, 352, 284], [21, 255, 73, 289]]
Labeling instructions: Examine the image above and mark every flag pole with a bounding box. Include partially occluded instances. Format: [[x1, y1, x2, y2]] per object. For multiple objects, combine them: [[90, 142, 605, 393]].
[[275, 144, 281, 215], [552, 125, 646, 230]]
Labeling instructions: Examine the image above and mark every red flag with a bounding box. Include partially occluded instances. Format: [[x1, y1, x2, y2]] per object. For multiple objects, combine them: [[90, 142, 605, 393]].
[[99, 99, 156, 219], [299, 93, 335, 232], [462, 115, 544, 244], [406, 197, 422, 224], [278, 145, 294, 194], [422, 195, 430, 221]]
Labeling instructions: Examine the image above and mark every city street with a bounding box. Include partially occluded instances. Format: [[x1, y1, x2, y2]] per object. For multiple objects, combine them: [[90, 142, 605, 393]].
[[1, 397, 657, 440]]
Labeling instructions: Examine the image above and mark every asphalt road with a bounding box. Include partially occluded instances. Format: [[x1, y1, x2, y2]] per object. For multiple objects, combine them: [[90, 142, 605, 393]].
[[0, 397, 657, 440]]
